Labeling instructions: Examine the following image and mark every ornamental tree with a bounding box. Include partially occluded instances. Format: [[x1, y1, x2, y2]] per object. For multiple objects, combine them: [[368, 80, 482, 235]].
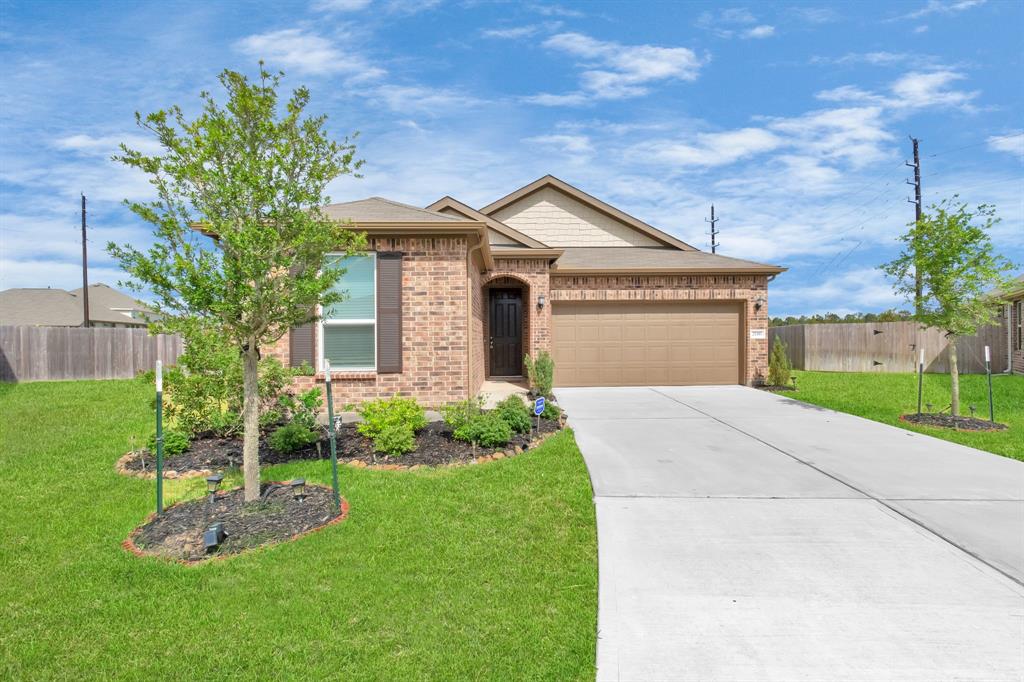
[[880, 198, 1015, 416], [109, 66, 365, 501]]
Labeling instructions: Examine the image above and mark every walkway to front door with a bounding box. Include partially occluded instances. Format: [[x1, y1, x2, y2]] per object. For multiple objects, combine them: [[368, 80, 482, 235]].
[[557, 385, 1024, 681], [489, 288, 523, 376]]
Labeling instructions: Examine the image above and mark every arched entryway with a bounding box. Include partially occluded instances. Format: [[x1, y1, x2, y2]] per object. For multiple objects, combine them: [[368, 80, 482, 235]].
[[482, 275, 531, 378]]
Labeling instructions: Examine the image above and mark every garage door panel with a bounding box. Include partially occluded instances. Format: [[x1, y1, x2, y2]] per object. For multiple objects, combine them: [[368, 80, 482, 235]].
[[553, 301, 741, 387]]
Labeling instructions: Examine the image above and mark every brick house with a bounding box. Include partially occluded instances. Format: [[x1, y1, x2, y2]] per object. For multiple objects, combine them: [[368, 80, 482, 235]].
[[1000, 275, 1024, 375], [272, 175, 786, 406]]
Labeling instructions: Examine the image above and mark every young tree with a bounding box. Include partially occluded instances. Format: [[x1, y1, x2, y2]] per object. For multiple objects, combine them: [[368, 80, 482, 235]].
[[109, 66, 365, 501], [880, 198, 1016, 416]]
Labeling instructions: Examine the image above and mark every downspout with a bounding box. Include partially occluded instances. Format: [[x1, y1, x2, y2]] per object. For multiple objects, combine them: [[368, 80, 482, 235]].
[[467, 235, 486, 398], [1006, 303, 1013, 374]]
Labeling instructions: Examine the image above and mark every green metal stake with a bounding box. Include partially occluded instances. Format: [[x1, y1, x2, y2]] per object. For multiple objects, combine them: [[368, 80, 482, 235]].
[[916, 349, 924, 416], [985, 345, 995, 423], [155, 360, 164, 515], [324, 359, 341, 514]]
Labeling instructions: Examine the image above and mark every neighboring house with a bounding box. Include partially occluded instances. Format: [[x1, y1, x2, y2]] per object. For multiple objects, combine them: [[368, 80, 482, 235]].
[[271, 175, 786, 405], [0, 283, 153, 328], [999, 274, 1024, 375]]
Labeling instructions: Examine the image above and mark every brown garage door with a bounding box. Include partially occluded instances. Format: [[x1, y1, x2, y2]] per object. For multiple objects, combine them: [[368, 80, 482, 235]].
[[552, 300, 742, 387]]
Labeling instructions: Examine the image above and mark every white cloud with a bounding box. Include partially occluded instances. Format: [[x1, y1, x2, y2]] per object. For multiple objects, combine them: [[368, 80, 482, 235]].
[[311, 0, 371, 11], [816, 70, 978, 113], [521, 92, 591, 107], [531, 32, 705, 104], [986, 131, 1024, 157], [904, 0, 986, 19], [371, 84, 485, 114], [524, 134, 593, 155], [914, 24, 930, 32], [766, 106, 893, 167], [384, 0, 441, 15], [528, 3, 584, 18], [234, 28, 385, 80], [743, 25, 775, 39], [788, 7, 840, 23], [630, 127, 783, 168], [481, 25, 541, 39], [54, 133, 163, 156], [813, 51, 913, 67], [772, 268, 901, 313]]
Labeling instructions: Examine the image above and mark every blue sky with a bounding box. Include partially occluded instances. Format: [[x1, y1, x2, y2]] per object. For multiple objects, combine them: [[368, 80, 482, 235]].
[[1, 0, 1021, 317]]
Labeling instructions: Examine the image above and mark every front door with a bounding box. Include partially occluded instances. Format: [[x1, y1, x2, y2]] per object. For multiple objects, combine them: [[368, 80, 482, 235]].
[[489, 288, 523, 376]]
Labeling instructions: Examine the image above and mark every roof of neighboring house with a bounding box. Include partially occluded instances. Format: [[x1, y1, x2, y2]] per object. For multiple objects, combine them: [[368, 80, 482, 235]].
[[424, 196, 550, 248], [550, 247, 785, 274], [322, 197, 473, 223], [994, 274, 1024, 301], [0, 283, 153, 326], [480, 175, 697, 252]]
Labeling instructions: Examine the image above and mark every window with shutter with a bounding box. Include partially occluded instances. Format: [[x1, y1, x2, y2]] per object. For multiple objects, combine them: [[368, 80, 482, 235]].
[[376, 252, 403, 373], [321, 253, 376, 371]]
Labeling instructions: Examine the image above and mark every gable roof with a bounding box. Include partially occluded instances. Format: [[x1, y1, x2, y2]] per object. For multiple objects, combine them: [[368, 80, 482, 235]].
[[551, 247, 785, 274], [425, 196, 549, 248], [480, 175, 696, 252], [0, 284, 155, 326], [321, 197, 473, 223]]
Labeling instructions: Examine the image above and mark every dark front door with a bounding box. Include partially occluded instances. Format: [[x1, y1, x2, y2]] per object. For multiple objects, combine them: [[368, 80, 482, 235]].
[[489, 288, 523, 376]]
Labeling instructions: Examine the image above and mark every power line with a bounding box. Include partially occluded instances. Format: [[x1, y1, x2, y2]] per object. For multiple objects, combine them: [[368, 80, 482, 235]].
[[927, 131, 1024, 159]]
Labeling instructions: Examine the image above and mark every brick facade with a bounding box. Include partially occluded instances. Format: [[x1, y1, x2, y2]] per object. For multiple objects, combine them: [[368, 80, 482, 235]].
[[548, 274, 771, 384], [1011, 298, 1024, 375], [270, 236, 471, 408], [481, 258, 552, 378]]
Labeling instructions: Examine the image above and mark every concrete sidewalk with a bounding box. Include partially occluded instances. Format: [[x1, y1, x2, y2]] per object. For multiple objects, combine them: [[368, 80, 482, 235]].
[[557, 385, 1024, 681]]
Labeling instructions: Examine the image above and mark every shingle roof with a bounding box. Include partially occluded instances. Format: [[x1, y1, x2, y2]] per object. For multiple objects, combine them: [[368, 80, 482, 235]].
[[551, 247, 785, 273], [0, 283, 154, 326], [424, 196, 549, 248], [321, 197, 473, 223]]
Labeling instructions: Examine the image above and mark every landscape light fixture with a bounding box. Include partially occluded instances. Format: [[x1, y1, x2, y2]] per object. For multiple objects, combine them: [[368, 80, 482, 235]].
[[290, 478, 306, 501], [203, 522, 226, 552], [969, 405, 977, 417], [206, 473, 224, 501]]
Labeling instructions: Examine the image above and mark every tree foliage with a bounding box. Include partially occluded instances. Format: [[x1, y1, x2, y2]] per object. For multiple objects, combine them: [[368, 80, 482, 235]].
[[880, 198, 1016, 415], [109, 65, 364, 500]]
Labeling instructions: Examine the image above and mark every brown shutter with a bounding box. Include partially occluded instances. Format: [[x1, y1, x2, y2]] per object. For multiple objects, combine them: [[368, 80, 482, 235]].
[[289, 316, 316, 368], [376, 252, 403, 373]]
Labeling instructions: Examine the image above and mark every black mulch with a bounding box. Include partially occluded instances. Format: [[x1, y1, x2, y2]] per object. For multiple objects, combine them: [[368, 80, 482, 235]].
[[900, 413, 1007, 431], [122, 415, 564, 473], [756, 384, 797, 393], [130, 484, 342, 562]]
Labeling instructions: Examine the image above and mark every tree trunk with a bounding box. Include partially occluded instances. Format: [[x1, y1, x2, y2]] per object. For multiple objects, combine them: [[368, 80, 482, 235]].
[[241, 341, 261, 502], [948, 334, 960, 417]]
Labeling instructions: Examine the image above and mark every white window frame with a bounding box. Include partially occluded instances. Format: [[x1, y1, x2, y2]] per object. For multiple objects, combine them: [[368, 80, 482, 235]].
[[1017, 300, 1023, 352], [319, 252, 377, 373]]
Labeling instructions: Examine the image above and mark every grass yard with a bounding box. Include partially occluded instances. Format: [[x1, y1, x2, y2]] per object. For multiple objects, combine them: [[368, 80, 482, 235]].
[[787, 370, 1024, 461], [0, 379, 597, 680]]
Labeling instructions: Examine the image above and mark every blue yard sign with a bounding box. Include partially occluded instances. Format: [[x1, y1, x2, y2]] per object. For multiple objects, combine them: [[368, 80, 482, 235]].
[[534, 396, 545, 416]]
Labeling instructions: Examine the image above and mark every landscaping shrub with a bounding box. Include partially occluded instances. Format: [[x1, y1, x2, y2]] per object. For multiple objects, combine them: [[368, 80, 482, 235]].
[[278, 388, 323, 431], [454, 411, 512, 448], [541, 401, 561, 421], [268, 422, 319, 453], [524, 351, 555, 397], [146, 429, 190, 456], [441, 396, 484, 432], [495, 395, 531, 434], [357, 395, 428, 456], [768, 337, 792, 387]]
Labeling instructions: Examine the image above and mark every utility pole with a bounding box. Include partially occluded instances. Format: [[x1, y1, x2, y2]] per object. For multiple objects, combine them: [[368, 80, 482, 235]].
[[81, 193, 91, 328], [705, 204, 720, 254], [906, 137, 923, 315]]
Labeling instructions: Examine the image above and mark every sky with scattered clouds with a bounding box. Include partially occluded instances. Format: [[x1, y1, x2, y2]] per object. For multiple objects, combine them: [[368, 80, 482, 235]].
[[1, 0, 1021, 317]]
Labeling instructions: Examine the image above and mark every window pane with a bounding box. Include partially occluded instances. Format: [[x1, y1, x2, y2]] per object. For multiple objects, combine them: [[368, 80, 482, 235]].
[[325, 255, 375, 320], [324, 324, 375, 368]]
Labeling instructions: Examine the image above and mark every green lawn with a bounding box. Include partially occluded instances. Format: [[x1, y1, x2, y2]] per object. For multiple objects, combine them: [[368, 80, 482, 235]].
[[0, 379, 597, 680], [787, 370, 1024, 461]]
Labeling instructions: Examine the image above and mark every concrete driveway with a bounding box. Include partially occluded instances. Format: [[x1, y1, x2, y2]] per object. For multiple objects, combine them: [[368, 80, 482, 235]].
[[556, 385, 1024, 681]]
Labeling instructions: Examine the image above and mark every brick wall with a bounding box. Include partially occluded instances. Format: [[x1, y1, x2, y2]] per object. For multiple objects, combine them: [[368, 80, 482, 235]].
[[269, 236, 471, 408], [1012, 299, 1024, 375], [548, 274, 771, 384], [481, 258, 552, 377]]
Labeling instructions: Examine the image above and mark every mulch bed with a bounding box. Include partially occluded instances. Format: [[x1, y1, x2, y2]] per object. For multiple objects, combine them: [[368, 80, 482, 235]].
[[124, 483, 347, 564], [756, 384, 797, 393], [900, 413, 1008, 431], [117, 415, 565, 478]]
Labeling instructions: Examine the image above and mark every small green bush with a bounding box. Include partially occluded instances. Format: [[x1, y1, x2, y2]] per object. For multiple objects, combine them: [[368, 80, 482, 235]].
[[541, 401, 561, 421], [259, 409, 283, 429], [768, 337, 792, 387], [454, 412, 512, 448], [357, 395, 427, 456], [524, 351, 555, 398], [441, 397, 484, 432], [268, 422, 319, 453], [278, 388, 322, 430], [146, 429, 190, 456], [494, 395, 531, 434]]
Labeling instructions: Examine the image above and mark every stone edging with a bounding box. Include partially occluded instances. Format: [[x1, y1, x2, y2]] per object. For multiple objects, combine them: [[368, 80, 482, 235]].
[[115, 429, 563, 478], [121, 482, 350, 566]]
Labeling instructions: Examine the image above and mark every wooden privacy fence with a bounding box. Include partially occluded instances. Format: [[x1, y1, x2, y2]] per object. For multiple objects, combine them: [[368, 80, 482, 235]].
[[769, 321, 1008, 374], [0, 326, 183, 382]]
